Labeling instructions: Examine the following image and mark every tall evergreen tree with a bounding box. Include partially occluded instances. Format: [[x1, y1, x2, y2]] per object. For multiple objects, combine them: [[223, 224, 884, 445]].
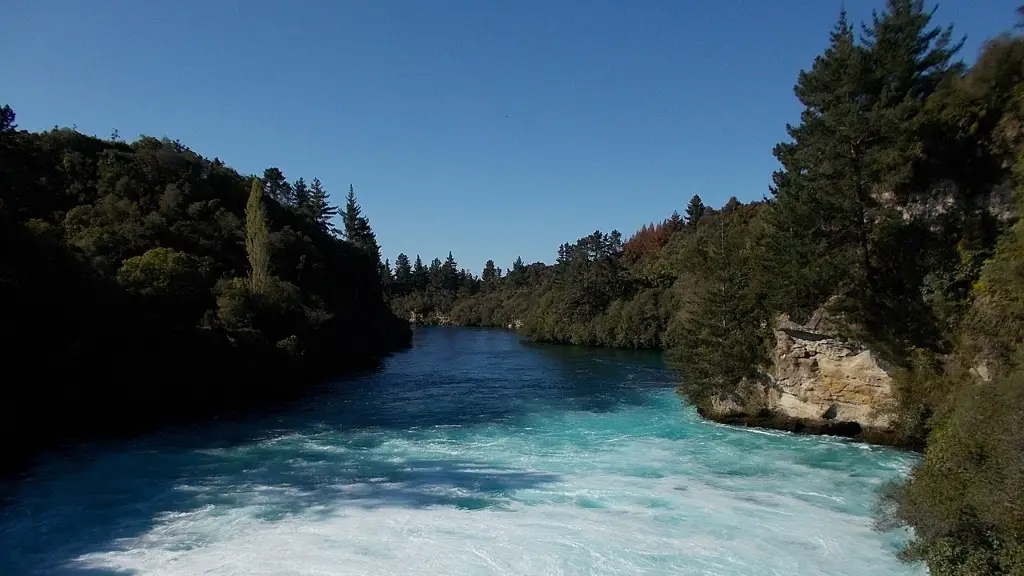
[[767, 4, 960, 331], [261, 167, 294, 206], [667, 210, 684, 233], [292, 178, 310, 212], [766, 9, 880, 322], [482, 259, 498, 291], [0, 105, 15, 133], [342, 185, 362, 241], [428, 257, 443, 290], [394, 253, 412, 287], [441, 252, 459, 292], [307, 178, 338, 233], [861, 0, 964, 194], [245, 178, 271, 295], [412, 255, 428, 291], [341, 185, 380, 263], [685, 194, 705, 227], [671, 218, 766, 406]]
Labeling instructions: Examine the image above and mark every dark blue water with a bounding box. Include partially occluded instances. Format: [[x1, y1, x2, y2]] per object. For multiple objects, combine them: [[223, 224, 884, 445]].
[[0, 328, 921, 575]]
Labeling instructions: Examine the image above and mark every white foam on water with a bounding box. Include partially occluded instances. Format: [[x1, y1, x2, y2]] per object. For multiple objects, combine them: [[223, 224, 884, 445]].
[[0, 384, 923, 576]]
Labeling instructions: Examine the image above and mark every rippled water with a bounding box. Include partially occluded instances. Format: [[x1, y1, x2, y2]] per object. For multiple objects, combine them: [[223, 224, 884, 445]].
[[0, 327, 922, 575]]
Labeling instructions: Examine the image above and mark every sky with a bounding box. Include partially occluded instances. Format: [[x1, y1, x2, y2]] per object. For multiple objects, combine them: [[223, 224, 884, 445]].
[[2, 0, 1019, 273]]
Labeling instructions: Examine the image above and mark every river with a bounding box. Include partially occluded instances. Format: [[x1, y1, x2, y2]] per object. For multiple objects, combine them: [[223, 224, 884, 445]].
[[0, 327, 922, 575]]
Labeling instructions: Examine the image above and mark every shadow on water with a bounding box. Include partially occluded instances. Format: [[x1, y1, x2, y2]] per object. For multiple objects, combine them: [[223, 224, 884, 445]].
[[0, 328, 674, 575]]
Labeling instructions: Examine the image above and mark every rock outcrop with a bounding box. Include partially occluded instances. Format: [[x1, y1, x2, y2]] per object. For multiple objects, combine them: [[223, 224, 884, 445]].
[[702, 312, 898, 443]]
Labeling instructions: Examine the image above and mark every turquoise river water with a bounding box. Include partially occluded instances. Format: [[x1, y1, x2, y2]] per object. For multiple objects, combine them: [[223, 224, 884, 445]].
[[0, 327, 923, 575]]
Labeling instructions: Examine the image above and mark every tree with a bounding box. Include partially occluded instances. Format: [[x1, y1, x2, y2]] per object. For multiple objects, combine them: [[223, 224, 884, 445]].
[[261, 167, 294, 206], [767, 3, 961, 334], [440, 252, 459, 292], [765, 9, 881, 323], [412, 255, 428, 291], [666, 210, 684, 234], [671, 218, 767, 407], [306, 177, 338, 233], [861, 0, 964, 195], [292, 178, 310, 212], [685, 194, 705, 227], [342, 185, 363, 242], [341, 185, 380, 262], [245, 178, 271, 295], [0, 105, 16, 134], [116, 247, 204, 309], [394, 253, 412, 287], [482, 259, 499, 291]]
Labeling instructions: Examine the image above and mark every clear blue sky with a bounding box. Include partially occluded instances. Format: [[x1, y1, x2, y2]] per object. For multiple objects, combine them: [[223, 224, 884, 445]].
[[2, 0, 1018, 273]]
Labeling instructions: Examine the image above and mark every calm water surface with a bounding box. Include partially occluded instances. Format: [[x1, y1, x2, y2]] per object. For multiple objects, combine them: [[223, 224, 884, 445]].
[[0, 327, 922, 575]]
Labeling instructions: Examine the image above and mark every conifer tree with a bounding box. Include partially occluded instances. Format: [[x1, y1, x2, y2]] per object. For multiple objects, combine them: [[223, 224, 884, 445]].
[[245, 178, 271, 295], [292, 178, 310, 211], [440, 252, 458, 292], [685, 195, 705, 227], [412, 255, 428, 291], [261, 167, 294, 206], [482, 259, 498, 291], [307, 178, 338, 233], [342, 185, 362, 242], [394, 253, 412, 286], [671, 218, 765, 404], [341, 184, 381, 263], [766, 9, 879, 322]]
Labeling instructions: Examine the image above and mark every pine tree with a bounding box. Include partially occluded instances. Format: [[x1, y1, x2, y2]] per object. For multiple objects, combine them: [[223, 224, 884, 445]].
[[666, 210, 684, 233], [394, 253, 412, 286], [0, 105, 17, 133], [440, 252, 458, 292], [482, 259, 498, 291], [341, 185, 380, 263], [342, 185, 362, 242], [292, 178, 310, 211], [685, 194, 705, 227], [767, 4, 961, 329], [261, 167, 294, 206], [428, 257, 443, 289], [412, 255, 428, 291], [245, 178, 271, 295], [307, 178, 338, 233], [861, 0, 964, 194], [766, 9, 879, 322], [671, 218, 766, 405]]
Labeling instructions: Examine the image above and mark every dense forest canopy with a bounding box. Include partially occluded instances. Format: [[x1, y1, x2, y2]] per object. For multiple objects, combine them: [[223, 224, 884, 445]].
[[0, 109, 411, 473], [384, 3, 1024, 573]]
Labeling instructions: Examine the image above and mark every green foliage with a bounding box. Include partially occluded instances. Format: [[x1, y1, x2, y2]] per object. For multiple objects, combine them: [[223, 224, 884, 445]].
[[245, 178, 272, 295], [669, 217, 770, 407], [878, 365, 1024, 575], [342, 185, 381, 264], [216, 275, 305, 344], [0, 111, 411, 474], [684, 194, 705, 227]]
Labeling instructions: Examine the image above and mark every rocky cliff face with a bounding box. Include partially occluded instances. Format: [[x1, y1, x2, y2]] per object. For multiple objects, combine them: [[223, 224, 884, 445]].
[[703, 313, 898, 443]]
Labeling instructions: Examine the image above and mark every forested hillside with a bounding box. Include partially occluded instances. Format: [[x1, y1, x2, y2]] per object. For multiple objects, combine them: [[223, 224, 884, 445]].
[[0, 110, 411, 472], [389, 3, 1024, 573]]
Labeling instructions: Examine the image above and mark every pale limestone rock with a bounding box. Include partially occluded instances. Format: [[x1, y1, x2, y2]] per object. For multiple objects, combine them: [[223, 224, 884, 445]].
[[765, 316, 895, 431]]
